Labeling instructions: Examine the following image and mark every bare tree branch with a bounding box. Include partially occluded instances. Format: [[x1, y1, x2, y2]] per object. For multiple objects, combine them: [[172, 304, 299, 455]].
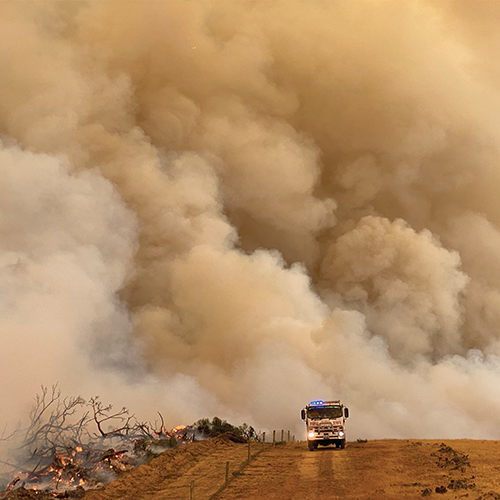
[[88, 397, 134, 438]]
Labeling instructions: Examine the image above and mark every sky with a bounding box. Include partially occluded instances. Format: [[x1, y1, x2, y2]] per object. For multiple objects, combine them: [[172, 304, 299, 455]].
[[2, 0, 500, 445]]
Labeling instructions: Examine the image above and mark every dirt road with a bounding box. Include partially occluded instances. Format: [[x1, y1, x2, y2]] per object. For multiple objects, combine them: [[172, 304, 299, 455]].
[[83, 437, 500, 500]]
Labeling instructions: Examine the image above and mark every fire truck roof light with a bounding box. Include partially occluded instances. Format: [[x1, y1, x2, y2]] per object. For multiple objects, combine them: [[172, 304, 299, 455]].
[[309, 400, 325, 406]]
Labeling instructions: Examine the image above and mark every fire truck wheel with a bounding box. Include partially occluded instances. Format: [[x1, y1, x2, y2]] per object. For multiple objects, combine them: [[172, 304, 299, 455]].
[[308, 441, 315, 451], [340, 440, 346, 449]]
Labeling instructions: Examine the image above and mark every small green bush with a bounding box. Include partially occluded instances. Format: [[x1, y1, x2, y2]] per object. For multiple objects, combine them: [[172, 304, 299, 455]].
[[196, 417, 256, 439]]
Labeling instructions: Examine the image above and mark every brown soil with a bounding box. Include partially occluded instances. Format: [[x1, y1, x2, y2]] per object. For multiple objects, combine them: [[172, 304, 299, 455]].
[[78, 437, 500, 500]]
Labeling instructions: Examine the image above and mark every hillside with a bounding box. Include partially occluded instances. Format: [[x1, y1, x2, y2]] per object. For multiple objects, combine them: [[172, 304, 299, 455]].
[[77, 436, 500, 500]]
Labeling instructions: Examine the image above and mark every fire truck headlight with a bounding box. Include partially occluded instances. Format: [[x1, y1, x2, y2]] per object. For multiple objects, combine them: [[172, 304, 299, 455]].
[[338, 431, 344, 437], [308, 431, 315, 439]]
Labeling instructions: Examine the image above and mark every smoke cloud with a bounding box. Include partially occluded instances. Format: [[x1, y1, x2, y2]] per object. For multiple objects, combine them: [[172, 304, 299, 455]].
[[2, 0, 500, 443]]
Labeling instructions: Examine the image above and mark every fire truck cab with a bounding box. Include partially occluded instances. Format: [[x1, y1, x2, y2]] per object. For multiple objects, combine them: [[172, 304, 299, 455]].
[[301, 400, 349, 451]]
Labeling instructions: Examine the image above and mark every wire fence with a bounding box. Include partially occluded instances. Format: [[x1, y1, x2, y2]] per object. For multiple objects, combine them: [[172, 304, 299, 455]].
[[187, 429, 296, 500]]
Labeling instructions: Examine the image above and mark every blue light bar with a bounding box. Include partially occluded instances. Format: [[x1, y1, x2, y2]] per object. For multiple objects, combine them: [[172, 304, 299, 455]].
[[309, 400, 325, 406]]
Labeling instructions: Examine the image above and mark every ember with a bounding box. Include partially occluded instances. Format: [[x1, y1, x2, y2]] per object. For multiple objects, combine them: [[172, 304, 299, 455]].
[[0, 387, 255, 498], [0, 387, 185, 496]]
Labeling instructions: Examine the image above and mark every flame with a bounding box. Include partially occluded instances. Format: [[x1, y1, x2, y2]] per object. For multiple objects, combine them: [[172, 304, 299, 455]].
[[57, 455, 71, 466], [8, 427, 195, 492]]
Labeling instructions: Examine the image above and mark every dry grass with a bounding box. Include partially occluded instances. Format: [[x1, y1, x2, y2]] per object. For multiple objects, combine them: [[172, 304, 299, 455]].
[[80, 438, 500, 500]]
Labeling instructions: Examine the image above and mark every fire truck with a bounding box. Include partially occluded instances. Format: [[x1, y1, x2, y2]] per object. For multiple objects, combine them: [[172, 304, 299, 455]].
[[301, 400, 349, 451]]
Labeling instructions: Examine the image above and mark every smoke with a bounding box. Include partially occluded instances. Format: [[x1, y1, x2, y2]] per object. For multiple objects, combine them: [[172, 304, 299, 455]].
[[2, 0, 500, 444]]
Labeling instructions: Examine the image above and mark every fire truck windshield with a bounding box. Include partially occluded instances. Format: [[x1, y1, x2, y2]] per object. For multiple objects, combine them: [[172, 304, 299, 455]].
[[307, 405, 343, 419]]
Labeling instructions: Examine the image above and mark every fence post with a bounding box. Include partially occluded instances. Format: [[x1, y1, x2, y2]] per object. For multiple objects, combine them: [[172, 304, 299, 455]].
[[190, 480, 194, 500], [225, 461, 229, 484], [273, 430, 276, 447], [287, 430, 290, 442], [263, 431, 266, 444], [281, 429, 284, 442], [293, 435, 295, 443]]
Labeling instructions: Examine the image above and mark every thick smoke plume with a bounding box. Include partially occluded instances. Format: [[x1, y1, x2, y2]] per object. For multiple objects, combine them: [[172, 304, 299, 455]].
[[2, 0, 500, 444]]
